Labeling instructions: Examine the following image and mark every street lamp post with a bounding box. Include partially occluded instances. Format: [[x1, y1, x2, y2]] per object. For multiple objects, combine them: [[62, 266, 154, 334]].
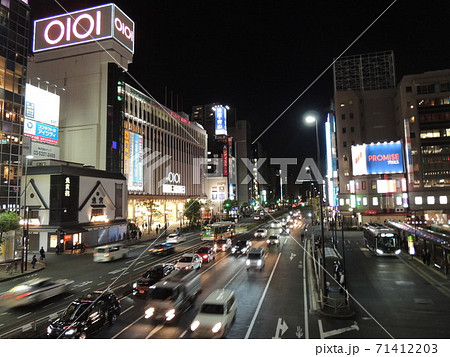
[[305, 114, 326, 300], [21, 155, 33, 273]]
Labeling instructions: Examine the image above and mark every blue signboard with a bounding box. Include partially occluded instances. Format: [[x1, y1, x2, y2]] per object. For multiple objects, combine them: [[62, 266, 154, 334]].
[[366, 142, 404, 174], [24, 118, 59, 144], [214, 106, 227, 136]]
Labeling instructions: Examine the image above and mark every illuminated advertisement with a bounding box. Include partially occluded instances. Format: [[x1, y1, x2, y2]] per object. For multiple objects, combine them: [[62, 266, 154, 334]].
[[124, 130, 143, 191], [25, 84, 60, 127], [377, 180, 397, 193], [31, 142, 60, 160], [33, 4, 135, 54], [24, 119, 59, 144], [352, 141, 404, 175], [214, 105, 227, 136]]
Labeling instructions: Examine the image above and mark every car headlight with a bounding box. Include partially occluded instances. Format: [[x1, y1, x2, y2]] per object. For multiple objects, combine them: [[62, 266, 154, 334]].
[[231, 248, 236, 253], [275, 239, 279, 243], [257, 259, 262, 266], [241, 248, 246, 252], [246, 260, 250, 265], [132, 283, 137, 288], [212, 322, 222, 333], [47, 326, 53, 334], [395, 249, 401, 255], [266, 240, 270, 243], [190, 320, 200, 331], [376, 249, 384, 255], [64, 328, 76, 336], [145, 307, 155, 318], [166, 309, 175, 321]]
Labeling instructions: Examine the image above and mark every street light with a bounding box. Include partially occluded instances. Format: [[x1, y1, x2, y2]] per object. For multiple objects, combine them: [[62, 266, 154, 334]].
[[21, 154, 33, 273], [305, 113, 326, 302]]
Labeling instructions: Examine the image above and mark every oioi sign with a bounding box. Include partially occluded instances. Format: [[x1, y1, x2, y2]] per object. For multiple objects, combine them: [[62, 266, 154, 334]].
[[33, 3, 135, 54]]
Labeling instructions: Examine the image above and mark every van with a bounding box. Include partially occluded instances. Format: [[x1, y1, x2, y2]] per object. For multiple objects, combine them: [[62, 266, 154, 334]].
[[190, 289, 237, 338], [93, 243, 128, 262], [246, 247, 265, 271]]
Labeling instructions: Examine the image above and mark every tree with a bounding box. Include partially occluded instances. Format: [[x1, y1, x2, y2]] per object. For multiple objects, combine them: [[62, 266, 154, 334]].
[[184, 199, 201, 226], [0, 211, 20, 245]]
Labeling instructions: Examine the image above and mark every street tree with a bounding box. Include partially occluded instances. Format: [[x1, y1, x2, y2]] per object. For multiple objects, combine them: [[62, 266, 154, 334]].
[[0, 211, 20, 245], [184, 199, 201, 226]]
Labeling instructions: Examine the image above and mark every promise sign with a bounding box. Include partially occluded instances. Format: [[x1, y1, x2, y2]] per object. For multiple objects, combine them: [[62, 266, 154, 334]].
[[33, 4, 135, 53]]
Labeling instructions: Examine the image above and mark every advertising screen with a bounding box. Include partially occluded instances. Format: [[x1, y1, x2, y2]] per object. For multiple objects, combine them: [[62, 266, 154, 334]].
[[352, 141, 404, 175], [377, 180, 397, 193], [24, 119, 59, 144], [33, 4, 134, 53], [124, 130, 143, 191], [214, 106, 227, 136], [25, 84, 60, 127]]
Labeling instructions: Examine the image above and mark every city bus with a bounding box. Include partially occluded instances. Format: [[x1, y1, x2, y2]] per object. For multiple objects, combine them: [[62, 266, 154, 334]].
[[363, 223, 401, 256], [201, 222, 235, 241]]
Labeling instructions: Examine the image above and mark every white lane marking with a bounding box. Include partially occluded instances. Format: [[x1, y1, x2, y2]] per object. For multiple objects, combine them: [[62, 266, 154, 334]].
[[49, 313, 58, 320], [145, 324, 164, 339], [272, 318, 288, 339], [122, 306, 134, 314], [97, 282, 106, 286], [17, 312, 32, 319], [303, 241, 309, 339], [136, 260, 144, 265], [43, 302, 54, 309], [108, 268, 126, 275], [319, 320, 359, 338], [111, 315, 144, 339], [179, 330, 187, 338], [81, 287, 91, 292], [22, 323, 32, 332], [64, 294, 74, 299], [244, 252, 282, 339]]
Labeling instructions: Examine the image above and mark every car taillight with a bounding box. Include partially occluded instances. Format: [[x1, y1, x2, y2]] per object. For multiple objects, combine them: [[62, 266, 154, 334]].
[[15, 292, 31, 299]]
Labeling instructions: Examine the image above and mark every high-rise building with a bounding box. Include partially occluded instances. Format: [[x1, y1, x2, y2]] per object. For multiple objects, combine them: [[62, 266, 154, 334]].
[[0, 0, 30, 211], [395, 69, 450, 223], [333, 51, 405, 223]]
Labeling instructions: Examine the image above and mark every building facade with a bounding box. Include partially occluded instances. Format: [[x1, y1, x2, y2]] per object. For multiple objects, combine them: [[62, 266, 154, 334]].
[[395, 69, 450, 223]]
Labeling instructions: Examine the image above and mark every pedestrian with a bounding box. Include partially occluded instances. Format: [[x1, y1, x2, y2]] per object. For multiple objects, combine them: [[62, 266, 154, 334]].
[[138, 230, 142, 239], [425, 249, 431, 266], [55, 244, 60, 255], [31, 255, 37, 269], [156, 227, 159, 234], [39, 246, 46, 260]]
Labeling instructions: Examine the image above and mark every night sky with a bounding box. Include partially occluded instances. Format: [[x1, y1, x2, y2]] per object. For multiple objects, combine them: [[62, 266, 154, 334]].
[[28, 0, 449, 161]]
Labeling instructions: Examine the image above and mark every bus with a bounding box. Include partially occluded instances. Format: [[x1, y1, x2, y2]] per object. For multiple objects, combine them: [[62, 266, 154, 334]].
[[363, 223, 401, 256], [201, 222, 235, 241]]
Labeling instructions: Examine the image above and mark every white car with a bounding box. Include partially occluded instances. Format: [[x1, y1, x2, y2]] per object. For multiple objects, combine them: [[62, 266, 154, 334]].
[[0, 277, 73, 308], [254, 228, 267, 239], [175, 253, 202, 270], [190, 289, 237, 338], [166, 233, 186, 244]]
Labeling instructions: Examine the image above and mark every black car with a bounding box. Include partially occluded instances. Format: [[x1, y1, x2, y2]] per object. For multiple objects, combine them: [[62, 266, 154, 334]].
[[231, 240, 251, 255], [132, 264, 175, 296], [148, 243, 175, 256], [47, 290, 121, 339]]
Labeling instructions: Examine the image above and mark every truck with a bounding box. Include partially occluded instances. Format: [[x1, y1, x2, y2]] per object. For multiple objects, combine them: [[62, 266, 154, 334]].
[[144, 269, 201, 322]]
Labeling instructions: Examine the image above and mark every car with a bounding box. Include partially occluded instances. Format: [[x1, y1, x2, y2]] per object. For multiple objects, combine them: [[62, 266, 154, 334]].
[[175, 253, 202, 270], [254, 228, 268, 239], [166, 233, 186, 244], [190, 289, 237, 338], [132, 264, 175, 296], [266, 235, 280, 246], [195, 246, 216, 263], [214, 238, 232, 252], [0, 277, 73, 308], [270, 221, 282, 228], [246, 247, 265, 271], [93, 243, 128, 262], [231, 240, 251, 255], [268, 208, 277, 213], [47, 290, 121, 339], [148, 243, 175, 256]]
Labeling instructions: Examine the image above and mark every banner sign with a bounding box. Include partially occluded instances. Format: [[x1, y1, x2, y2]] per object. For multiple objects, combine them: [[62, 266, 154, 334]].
[[352, 141, 404, 175], [24, 119, 59, 144]]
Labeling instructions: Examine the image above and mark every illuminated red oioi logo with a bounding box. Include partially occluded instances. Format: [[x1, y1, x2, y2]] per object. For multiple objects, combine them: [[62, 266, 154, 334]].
[[33, 4, 134, 53]]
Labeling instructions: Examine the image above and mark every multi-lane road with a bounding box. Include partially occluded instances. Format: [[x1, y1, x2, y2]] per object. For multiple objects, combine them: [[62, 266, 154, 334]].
[[1, 216, 449, 339]]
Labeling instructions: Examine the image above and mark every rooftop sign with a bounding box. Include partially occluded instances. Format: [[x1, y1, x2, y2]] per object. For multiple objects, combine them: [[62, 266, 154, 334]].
[[33, 3, 134, 54]]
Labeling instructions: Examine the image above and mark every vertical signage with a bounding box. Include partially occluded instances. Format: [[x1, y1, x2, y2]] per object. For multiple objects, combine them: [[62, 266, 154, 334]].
[[124, 130, 143, 191], [214, 105, 227, 136], [222, 145, 228, 177]]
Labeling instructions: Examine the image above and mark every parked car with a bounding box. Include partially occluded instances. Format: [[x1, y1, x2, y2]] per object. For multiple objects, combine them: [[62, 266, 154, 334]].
[[0, 277, 73, 308], [254, 228, 268, 239], [190, 289, 237, 338], [132, 264, 175, 296], [47, 290, 121, 339], [231, 240, 251, 255], [214, 238, 232, 252], [175, 253, 202, 270], [195, 246, 216, 263], [166, 233, 186, 244], [148, 243, 175, 256]]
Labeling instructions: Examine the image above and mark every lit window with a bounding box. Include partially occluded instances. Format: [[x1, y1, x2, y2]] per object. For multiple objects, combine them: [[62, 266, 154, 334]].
[[339, 198, 345, 206], [415, 196, 422, 205], [439, 196, 448, 205], [372, 197, 378, 206], [362, 197, 368, 206], [396, 196, 402, 206], [427, 196, 435, 205], [345, 198, 350, 205]]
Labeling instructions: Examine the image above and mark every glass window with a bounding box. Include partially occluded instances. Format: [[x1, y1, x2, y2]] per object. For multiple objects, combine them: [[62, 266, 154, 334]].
[[415, 196, 423, 205], [362, 197, 368, 206], [396, 196, 402, 206], [426, 196, 435, 205], [372, 197, 378, 206], [439, 196, 447, 204]]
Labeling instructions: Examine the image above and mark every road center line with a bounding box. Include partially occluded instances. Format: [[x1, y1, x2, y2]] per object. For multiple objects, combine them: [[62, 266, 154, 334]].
[[111, 315, 144, 339], [17, 312, 32, 319], [145, 324, 164, 339]]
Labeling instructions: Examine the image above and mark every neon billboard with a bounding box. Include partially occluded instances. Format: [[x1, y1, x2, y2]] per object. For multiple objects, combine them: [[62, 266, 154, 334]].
[[124, 130, 143, 191], [33, 4, 135, 54], [352, 141, 404, 175], [214, 105, 227, 136]]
